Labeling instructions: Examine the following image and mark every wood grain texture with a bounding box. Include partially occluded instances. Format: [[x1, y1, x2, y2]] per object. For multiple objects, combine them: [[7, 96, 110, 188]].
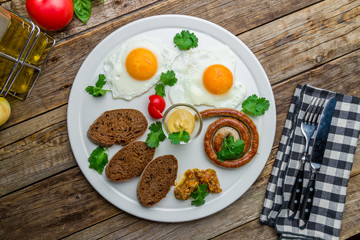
[[1, 0, 159, 41], [1, 0, 321, 41], [0, 0, 323, 131], [0, 0, 359, 239], [0, 48, 358, 197]]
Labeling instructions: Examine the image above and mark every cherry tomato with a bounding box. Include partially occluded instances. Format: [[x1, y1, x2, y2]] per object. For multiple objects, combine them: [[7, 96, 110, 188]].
[[148, 95, 166, 119], [26, 0, 74, 31]]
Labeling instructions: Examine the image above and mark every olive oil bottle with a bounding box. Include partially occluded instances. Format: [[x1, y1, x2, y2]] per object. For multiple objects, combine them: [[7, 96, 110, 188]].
[[0, 6, 54, 99]]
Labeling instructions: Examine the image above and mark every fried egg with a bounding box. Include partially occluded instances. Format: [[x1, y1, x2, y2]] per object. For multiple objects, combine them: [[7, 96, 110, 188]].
[[104, 37, 178, 100], [169, 46, 246, 108]]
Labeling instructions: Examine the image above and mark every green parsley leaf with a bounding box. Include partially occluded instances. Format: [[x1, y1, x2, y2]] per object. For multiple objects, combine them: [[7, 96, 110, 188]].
[[217, 136, 245, 162], [241, 94, 270, 116], [73, 0, 92, 24], [95, 74, 106, 88], [160, 70, 177, 86], [88, 146, 108, 174], [154, 70, 178, 96], [191, 184, 209, 206], [168, 130, 190, 144], [86, 74, 111, 97], [145, 122, 166, 148], [174, 30, 199, 50], [155, 83, 166, 97]]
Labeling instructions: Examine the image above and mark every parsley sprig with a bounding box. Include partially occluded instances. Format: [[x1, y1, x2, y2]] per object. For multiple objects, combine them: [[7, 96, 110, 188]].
[[155, 70, 178, 97], [217, 136, 245, 162], [174, 30, 199, 50], [191, 184, 209, 206], [88, 146, 108, 174], [241, 94, 270, 116], [168, 130, 190, 144], [86, 74, 111, 97], [145, 122, 191, 148], [145, 122, 166, 148]]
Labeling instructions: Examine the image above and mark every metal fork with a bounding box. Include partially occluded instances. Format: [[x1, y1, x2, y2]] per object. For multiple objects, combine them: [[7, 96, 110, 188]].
[[288, 97, 325, 219]]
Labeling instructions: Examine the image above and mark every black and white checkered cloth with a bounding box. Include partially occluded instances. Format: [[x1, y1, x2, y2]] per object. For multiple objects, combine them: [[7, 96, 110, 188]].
[[260, 84, 360, 239]]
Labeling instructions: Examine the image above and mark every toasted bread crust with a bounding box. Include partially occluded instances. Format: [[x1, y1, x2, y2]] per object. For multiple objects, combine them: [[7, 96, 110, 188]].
[[87, 109, 148, 147], [105, 141, 155, 182], [137, 155, 178, 207]]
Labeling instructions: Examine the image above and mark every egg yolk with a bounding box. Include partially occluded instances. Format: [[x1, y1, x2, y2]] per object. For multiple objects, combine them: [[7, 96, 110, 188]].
[[125, 48, 158, 80], [203, 64, 233, 95]]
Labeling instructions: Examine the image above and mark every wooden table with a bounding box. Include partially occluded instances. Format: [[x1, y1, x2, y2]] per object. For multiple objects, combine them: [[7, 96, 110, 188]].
[[1, 0, 359, 239]]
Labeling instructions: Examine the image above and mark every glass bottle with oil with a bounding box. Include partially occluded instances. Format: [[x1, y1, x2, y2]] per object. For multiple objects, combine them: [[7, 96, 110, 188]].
[[0, 6, 55, 100]]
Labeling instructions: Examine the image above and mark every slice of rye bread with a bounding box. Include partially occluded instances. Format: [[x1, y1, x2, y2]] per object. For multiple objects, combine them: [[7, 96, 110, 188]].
[[87, 109, 147, 148], [137, 155, 178, 207], [106, 141, 155, 182]]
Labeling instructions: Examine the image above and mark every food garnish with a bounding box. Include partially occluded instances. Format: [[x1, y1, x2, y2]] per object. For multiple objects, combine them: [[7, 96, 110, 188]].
[[168, 130, 191, 144], [145, 122, 166, 148], [148, 95, 166, 119], [155, 70, 178, 97], [73, 0, 103, 24], [173, 30, 199, 50], [217, 136, 245, 162], [190, 184, 209, 206], [88, 146, 108, 174], [241, 94, 270, 116], [85, 74, 111, 97]]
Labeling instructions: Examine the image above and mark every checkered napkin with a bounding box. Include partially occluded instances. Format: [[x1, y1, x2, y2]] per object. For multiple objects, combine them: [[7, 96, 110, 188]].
[[260, 84, 360, 240]]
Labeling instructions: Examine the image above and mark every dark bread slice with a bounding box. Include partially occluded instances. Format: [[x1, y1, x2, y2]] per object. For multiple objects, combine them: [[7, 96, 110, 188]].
[[106, 141, 155, 182], [137, 155, 178, 207], [87, 109, 147, 148]]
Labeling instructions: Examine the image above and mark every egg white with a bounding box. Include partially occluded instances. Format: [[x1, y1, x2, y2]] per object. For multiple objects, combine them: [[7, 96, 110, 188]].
[[104, 37, 178, 100], [169, 46, 247, 108]]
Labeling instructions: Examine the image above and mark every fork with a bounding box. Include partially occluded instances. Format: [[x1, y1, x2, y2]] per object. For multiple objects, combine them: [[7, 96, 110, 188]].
[[288, 97, 325, 219]]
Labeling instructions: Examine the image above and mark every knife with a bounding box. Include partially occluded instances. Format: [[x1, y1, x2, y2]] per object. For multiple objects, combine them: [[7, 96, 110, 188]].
[[298, 97, 337, 229]]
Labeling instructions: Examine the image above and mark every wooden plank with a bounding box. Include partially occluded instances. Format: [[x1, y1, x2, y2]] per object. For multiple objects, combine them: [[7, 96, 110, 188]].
[[0, 106, 73, 196], [0, 168, 121, 239], [0, 105, 67, 149], [0, 0, 325, 130], [1, 0, 159, 42], [1, 151, 358, 239], [0, 46, 358, 198], [1, 0, 321, 42], [239, 0, 360, 84]]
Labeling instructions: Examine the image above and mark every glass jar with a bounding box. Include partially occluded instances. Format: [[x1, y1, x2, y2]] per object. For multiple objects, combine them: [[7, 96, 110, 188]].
[[0, 6, 55, 100]]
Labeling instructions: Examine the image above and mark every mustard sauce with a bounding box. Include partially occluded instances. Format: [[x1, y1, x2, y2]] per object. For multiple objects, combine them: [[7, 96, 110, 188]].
[[167, 109, 195, 135]]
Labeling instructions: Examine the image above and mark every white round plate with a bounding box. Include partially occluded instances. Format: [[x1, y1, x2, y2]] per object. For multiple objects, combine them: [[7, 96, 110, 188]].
[[67, 15, 276, 222]]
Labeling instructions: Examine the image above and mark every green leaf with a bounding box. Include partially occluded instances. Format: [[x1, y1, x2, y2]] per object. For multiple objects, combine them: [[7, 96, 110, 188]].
[[85, 86, 108, 97], [145, 122, 166, 148], [95, 74, 106, 88], [241, 94, 270, 116], [191, 184, 209, 206], [160, 70, 177, 86], [217, 136, 245, 162], [88, 146, 108, 174], [86, 74, 110, 97], [74, 0, 92, 24], [173, 30, 199, 50], [155, 83, 165, 97], [168, 130, 190, 144]]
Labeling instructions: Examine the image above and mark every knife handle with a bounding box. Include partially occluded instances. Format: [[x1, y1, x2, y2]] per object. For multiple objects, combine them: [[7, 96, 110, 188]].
[[298, 171, 317, 229], [288, 163, 305, 220]]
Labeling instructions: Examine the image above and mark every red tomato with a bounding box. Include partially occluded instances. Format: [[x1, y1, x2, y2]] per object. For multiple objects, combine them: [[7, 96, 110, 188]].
[[148, 95, 166, 119], [26, 0, 74, 31]]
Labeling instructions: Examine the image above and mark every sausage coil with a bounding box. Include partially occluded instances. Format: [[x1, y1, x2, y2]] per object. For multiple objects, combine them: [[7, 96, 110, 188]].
[[201, 109, 259, 168]]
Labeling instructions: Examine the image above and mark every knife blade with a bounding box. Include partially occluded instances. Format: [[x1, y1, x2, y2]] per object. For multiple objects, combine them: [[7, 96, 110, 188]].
[[298, 97, 337, 229]]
